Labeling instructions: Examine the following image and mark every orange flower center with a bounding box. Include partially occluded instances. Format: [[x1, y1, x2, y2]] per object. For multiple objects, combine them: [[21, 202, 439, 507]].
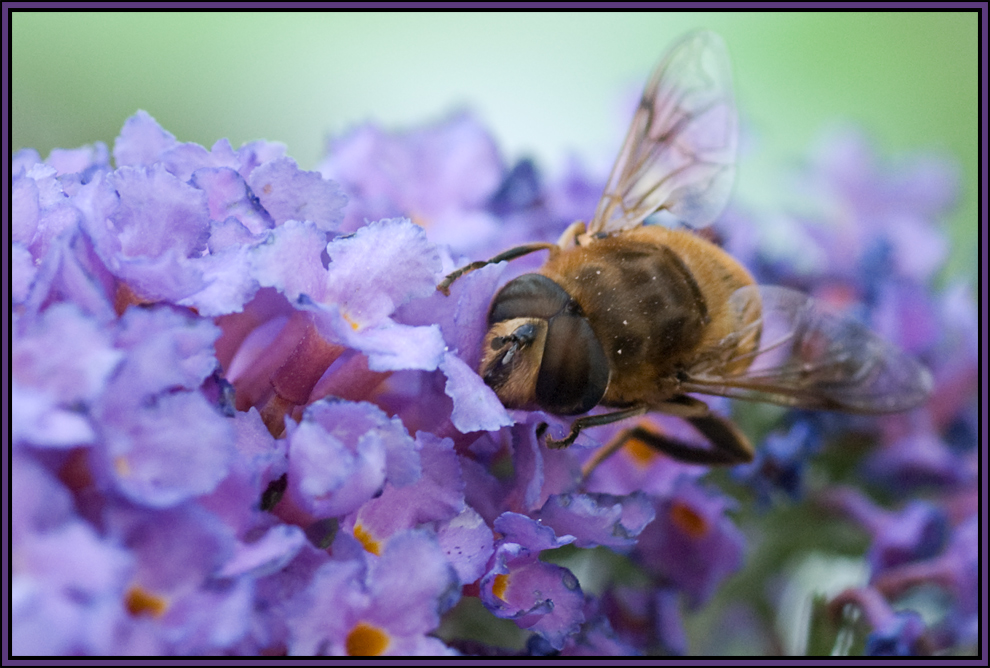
[[669, 501, 709, 538], [124, 586, 168, 618], [353, 524, 381, 556], [491, 573, 511, 601], [345, 622, 390, 656], [624, 435, 660, 467]]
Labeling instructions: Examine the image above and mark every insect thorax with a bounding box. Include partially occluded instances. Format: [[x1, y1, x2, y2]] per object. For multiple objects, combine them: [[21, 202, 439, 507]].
[[540, 236, 711, 405]]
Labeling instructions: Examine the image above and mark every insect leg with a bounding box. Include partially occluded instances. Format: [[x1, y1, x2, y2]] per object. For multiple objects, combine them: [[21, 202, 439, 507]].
[[653, 394, 711, 418], [542, 405, 649, 449], [436, 242, 558, 295], [580, 398, 754, 470], [684, 412, 754, 463], [582, 420, 748, 478], [653, 396, 754, 463]]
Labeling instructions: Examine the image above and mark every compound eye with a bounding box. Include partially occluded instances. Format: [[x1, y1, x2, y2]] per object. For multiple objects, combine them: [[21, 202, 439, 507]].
[[488, 274, 571, 325], [535, 313, 609, 415]]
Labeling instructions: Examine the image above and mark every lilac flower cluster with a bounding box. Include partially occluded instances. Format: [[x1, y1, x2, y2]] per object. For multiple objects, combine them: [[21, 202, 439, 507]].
[[11, 109, 974, 656], [714, 128, 977, 655]]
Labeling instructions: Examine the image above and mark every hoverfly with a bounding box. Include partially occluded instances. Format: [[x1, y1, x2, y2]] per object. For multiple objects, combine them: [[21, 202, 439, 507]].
[[438, 31, 931, 464]]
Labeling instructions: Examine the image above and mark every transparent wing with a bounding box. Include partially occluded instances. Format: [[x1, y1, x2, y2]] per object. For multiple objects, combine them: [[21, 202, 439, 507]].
[[680, 286, 933, 414], [588, 30, 738, 236]]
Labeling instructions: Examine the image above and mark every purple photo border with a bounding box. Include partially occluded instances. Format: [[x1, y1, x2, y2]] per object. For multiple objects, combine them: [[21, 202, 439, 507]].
[[2, 3, 986, 665]]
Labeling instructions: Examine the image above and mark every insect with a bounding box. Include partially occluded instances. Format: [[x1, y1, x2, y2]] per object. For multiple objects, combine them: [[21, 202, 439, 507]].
[[437, 31, 932, 464]]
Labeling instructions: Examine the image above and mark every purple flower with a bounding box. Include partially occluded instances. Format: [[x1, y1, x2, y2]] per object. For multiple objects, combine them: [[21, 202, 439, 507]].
[[785, 127, 955, 287], [829, 587, 928, 656], [479, 513, 585, 650], [487, 158, 542, 217], [12, 456, 133, 655], [732, 419, 822, 505], [283, 400, 420, 520], [818, 487, 948, 574], [11, 91, 972, 657], [13, 303, 122, 448], [866, 415, 973, 491], [197, 407, 287, 535], [344, 431, 466, 557], [318, 112, 504, 247], [633, 477, 745, 609], [871, 515, 978, 651], [864, 611, 927, 656], [536, 492, 655, 551], [99, 502, 254, 654], [435, 506, 496, 586], [247, 157, 346, 232], [559, 595, 641, 656], [599, 584, 687, 655], [287, 530, 459, 655]]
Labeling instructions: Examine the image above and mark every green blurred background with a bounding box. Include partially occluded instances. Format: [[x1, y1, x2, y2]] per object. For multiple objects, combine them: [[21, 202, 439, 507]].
[[12, 12, 978, 280]]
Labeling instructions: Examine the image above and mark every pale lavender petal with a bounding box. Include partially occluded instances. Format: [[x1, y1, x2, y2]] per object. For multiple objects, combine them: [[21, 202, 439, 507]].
[[13, 147, 42, 175], [113, 110, 178, 167], [109, 305, 220, 398], [160, 138, 240, 183], [11, 455, 76, 539], [12, 172, 41, 244], [114, 247, 208, 303], [537, 492, 655, 551], [179, 243, 260, 316], [12, 382, 96, 448], [217, 524, 308, 579], [109, 164, 210, 259], [885, 213, 949, 282], [493, 512, 576, 553], [13, 302, 123, 405], [73, 171, 124, 263], [286, 559, 367, 655], [308, 302, 446, 372], [286, 417, 387, 518], [350, 431, 463, 543], [13, 519, 133, 655], [235, 139, 287, 180], [247, 156, 346, 231], [97, 391, 237, 507], [166, 578, 255, 654], [365, 530, 460, 636], [207, 215, 263, 253], [107, 503, 235, 592], [197, 407, 286, 534], [319, 112, 503, 235], [396, 260, 504, 368], [18, 163, 83, 260], [321, 218, 442, 327], [304, 400, 420, 488], [436, 506, 495, 585], [192, 166, 274, 234], [47, 142, 110, 177], [251, 219, 328, 302], [39, 233, 117, 323], [17, 520, 133, 600], [439, 351, 513, 433]]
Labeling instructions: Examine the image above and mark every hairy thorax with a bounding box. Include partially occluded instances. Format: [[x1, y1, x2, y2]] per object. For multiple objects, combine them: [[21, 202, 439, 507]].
[[540, 225, 756, 408]]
